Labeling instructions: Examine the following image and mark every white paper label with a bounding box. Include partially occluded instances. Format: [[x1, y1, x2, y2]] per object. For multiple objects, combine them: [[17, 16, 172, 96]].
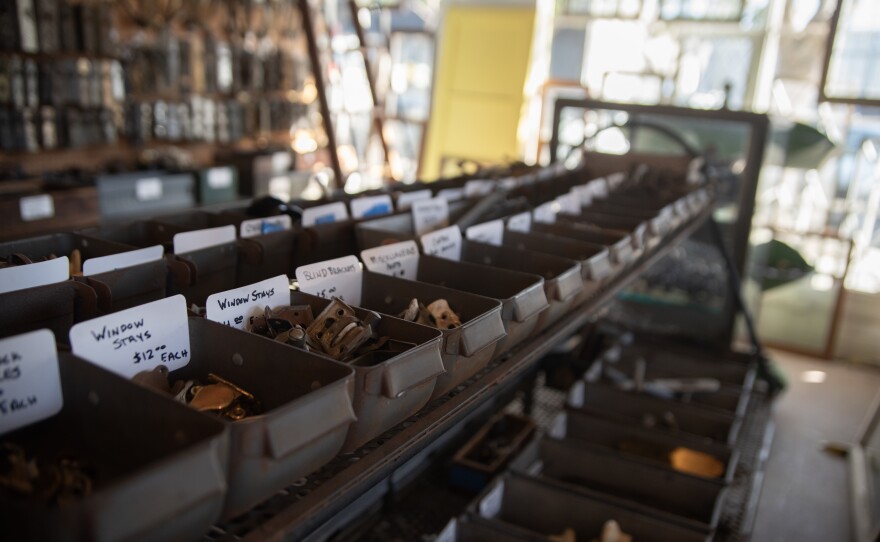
[[135, 178, 163, 202], [556, 193, 581, 215], [479, 482, 504, 517], [239, 215, 293, 238], [572, 184, 594, 206], [607, 172, 626, 189], [350, 195, 393, 219], [302, 202, 349, 227], [269, 175, 292, 199], [206, 167, 234, 189], [19, 194, 54, 222], [590, 178, 609, 199], [436, 521, 458, 542], [295, 255, 362, 306], [436, 188, 464, 202], [420, 225, 462, 261], [173, 225, 236, 254], [466, 220, 504, 246], [533, 202, 558, 224], [206, 275, 289, 330], [69, 295, 191, 379], [499, 177, 519, 191], [675, 199, 691, 219], [507, 212, 532, 233], [361, 240, 420, 279], [0, 257, 69, 294], [412, 197, 450, 236], [0, 330, 63, 436], [396, 189, 432, 211], [464, 179, 495, 198], [271, 152, 292, 172], [83, 245, 164, 276]]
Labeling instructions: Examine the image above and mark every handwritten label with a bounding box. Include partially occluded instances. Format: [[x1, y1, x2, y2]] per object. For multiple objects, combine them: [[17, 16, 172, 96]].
[[412, 197, 450, 236], [0, 257, 68, 294], [206, 167, 234, 189], [206, 275, 289, 330], [0, 330, 63, 436], [507, 212, 532, 233], [396, 189, 432, 211], [302, 202, 349, 227], [173, 225, 236, 254], [295, 255, 363, 306], [533, 201, 558, 224], [556, 193, 581, 215], [590, 178, 609, 199], [420, 225, 462, 261], [466, 220, 504, 246], [69, 295, 191, 379], [572, 184, 593, 206], [19, 194, 54, 222], [83, 245, 164, 276], [464, 179, 495, 198], [135, 178, 163, 202], [436, 188, 464, 202], [239, 215, 293, 238], [350, 195, 394, 219], [361, 240, 420, 279]]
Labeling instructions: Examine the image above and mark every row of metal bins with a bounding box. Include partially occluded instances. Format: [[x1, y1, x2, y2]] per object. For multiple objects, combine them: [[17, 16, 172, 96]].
[[440, 335, 757, 542]]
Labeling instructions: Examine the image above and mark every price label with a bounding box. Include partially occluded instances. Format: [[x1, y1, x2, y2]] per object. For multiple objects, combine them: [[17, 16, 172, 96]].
[[464, 179, 495, 198], [295, 255, 363, 306], [590, 178, 609, 199], [239, 215, 293, 238], [499, 177, 519, 191], [135, 178, 163, 202], [206, 275, 289, 330], [466, 219, 504, 246], [533, 202, 557, 224], [0, 256, 68, 294], [19, 194, 54, 222], [69, 295, 191, 379], [361, 240, 420, 280], [556, 193, 581, 215], [507, 212, 531, 233], [479, 482, 504, 517], [271, 152, 292, 172], [572, 184, 593, 206], [674, 199, 691, 220], [83, 245, 164, 276], [412, 197, 450, 236], [302, 202, 349, 227], [268, 175, 292, 199], [206, 167, 234, 189], [350, 195, 393, 219], [607, 172, 626, 189], [420, 225, 462, 261], [396, 189, 432, 211], [173, 225, 236, 254], [0, 330, 63, 436], [436, 188, 464, 202]]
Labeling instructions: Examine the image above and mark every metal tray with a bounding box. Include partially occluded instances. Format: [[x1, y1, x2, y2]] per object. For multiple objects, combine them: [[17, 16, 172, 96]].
[[531, 222, 637, 268], [0, 281, 97, 344], [557, 212, 652, 251], [0, 354, 230, 542], [287, 291, 445, 453], [437, 516, 547, 542], [354, 200, 472, 251]]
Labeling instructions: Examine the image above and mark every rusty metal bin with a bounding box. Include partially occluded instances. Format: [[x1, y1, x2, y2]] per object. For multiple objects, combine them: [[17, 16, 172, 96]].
[[0, 353, 230, 542], [0, 281, 97, 344], [473, 472, 709, 542], [437, 516, 547, 542], [461, 241, 582, 334], [0, 233, 166, 313], [502, 230, 611, 305], [513, 438, 725, 531], [357, 272, 506, 400], [174, 317, 357, 517], [287, 291, 445, 453], [550, 409, 738, 483]]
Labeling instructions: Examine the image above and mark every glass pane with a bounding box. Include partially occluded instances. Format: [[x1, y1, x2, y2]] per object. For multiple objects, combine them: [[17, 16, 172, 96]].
[[550, 27, 586, 82], [824, 0, 880, 101], [660, 0, 744, 21]]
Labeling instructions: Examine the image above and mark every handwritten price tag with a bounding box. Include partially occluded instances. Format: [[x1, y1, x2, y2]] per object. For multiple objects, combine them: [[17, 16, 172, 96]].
[[350, 195, 393, 219], [420, 225, 462, 261], [0, 256, 69, 294], [173, 225, 236, 255], [69, 295, 191, 379], [572, 184, 593, 206], [556, 193, 581, 215], [206, 275, 289, 330], [466, 220, 504, 246], [396, 189, 432, 211], [239, 215, 293, 238], [295, 255, 363, 306], [412, 197, 450, 236], [0, 330, 63, 436], [506, 212, 531, 233], [361, 240, 420, 280], [302, 202, 349, 227], [83, 245, 164, 276]]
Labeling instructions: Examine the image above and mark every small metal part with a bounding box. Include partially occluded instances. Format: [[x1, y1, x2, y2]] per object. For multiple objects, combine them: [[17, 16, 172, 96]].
[[69, 248, 82, 276], [207, 373, 255, 400], [189, 383, 237, 411], [398, 298, 419, 322], [306, 298, 375, 361], [132, 365, 171, 394], [426, 299, 462, 330]]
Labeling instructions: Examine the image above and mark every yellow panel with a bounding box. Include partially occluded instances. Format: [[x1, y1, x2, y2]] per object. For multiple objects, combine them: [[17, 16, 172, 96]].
[[422, 4, 535, 179]]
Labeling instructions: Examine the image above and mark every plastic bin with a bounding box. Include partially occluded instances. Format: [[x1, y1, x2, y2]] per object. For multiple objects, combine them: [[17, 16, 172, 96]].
[[288, 291, 445, 453], [174, 317, 357, 517], [460, 241, 582, 334], [0, 281, 97, 344], [356, 272, 506, 399], [550, 409, 738, 483], [567, 381, 742, 445], [513, 437, 725, 531], [473, 472, 709, 542], [0, 354, 230, 542], [0, 232, 166, 313]]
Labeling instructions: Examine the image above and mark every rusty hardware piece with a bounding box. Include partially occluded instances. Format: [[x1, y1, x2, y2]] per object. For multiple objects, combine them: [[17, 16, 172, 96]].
[[597, 520, 632, 542], [397, 298, 462, 330], [305, 298, 377, 361], [617, 438, 724, 478], [548, 528, 576, 542], [0, 442, 93, 504], [132, 366, 262, 421], [0, 249, 83, 276]]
